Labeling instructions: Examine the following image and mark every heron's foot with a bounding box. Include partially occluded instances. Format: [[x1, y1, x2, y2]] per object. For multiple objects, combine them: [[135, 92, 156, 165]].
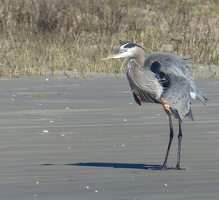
[[173, 166, 185, 170], [154, 165, 185, 170], [154, 164, 173, 170], [160, 166, 173, 170], [173, 164, 185, 170]]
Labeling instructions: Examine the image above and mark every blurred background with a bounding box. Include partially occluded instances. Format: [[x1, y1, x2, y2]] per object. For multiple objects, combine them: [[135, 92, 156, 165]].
[[0, 0, 218, 77]]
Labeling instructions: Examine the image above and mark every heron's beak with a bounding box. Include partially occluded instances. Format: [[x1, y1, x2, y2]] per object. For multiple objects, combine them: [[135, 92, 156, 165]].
[[101, 50, 122, 60]]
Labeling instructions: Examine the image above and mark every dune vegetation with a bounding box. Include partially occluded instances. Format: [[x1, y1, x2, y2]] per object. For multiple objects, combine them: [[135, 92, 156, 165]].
[[0, 0, 218, 77]]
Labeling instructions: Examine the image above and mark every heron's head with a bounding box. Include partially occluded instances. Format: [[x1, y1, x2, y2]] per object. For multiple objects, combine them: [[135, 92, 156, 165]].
[[101, 42, 145, 60]]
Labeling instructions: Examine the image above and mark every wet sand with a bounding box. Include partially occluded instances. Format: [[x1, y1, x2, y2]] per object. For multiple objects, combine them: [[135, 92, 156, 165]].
[[0, 75, 218, 200]]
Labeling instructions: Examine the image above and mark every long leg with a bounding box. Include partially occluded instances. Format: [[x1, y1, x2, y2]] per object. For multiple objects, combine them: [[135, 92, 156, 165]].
[[175, 119, 184, 169], [160, 114, 174, 169]]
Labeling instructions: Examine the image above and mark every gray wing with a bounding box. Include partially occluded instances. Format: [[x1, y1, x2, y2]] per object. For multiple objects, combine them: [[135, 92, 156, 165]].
[[145, 52, 190, 79], [162, 76, 194, 121], [145, 53, 192, 119], [146, 52, 208, 106]]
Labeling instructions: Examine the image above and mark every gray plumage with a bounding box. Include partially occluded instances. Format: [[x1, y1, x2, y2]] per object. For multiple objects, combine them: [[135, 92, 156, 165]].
[[102, 42, 208, 169], [126, 50, 207, 120]]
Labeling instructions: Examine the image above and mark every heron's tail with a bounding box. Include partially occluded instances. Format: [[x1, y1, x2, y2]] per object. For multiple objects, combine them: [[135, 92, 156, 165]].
[[195, 88, 209, 105], [190, 88, 209, 105], [189, 79, 209, 105]]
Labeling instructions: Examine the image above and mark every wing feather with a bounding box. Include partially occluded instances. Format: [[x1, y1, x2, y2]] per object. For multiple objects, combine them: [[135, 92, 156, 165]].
[[126, 59, 162, 103], [146, 52, 191, 79], [126, 52, 208, 116], [162, 76, 193, 120]]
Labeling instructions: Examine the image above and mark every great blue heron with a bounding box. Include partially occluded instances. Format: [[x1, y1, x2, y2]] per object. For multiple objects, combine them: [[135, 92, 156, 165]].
[[102, 42, 208, 170]]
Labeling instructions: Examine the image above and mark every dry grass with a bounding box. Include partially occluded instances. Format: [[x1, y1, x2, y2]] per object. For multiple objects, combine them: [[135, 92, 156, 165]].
[[0, 0, 218, 77]]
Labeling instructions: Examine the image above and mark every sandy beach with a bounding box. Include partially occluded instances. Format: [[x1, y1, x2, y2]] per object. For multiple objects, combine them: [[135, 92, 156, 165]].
[[0, 75, 218, 200]]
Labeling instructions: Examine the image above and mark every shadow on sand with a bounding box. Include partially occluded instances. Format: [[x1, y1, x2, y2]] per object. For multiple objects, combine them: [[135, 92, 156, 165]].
[[42, 162, 161, 170]]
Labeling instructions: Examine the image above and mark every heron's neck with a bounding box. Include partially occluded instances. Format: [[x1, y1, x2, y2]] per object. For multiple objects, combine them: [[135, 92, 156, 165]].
[[133, 48, 146, 67]]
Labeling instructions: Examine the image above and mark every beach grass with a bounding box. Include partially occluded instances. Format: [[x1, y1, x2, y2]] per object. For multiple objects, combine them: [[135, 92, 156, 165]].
[[0, 0, 218, 77]]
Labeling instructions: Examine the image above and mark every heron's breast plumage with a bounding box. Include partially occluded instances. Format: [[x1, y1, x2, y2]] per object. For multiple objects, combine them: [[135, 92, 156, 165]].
[[126, 59, 163, 104]]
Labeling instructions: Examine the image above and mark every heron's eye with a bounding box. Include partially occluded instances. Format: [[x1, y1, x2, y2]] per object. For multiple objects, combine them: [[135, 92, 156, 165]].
[[120, 48, 127, 53]]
